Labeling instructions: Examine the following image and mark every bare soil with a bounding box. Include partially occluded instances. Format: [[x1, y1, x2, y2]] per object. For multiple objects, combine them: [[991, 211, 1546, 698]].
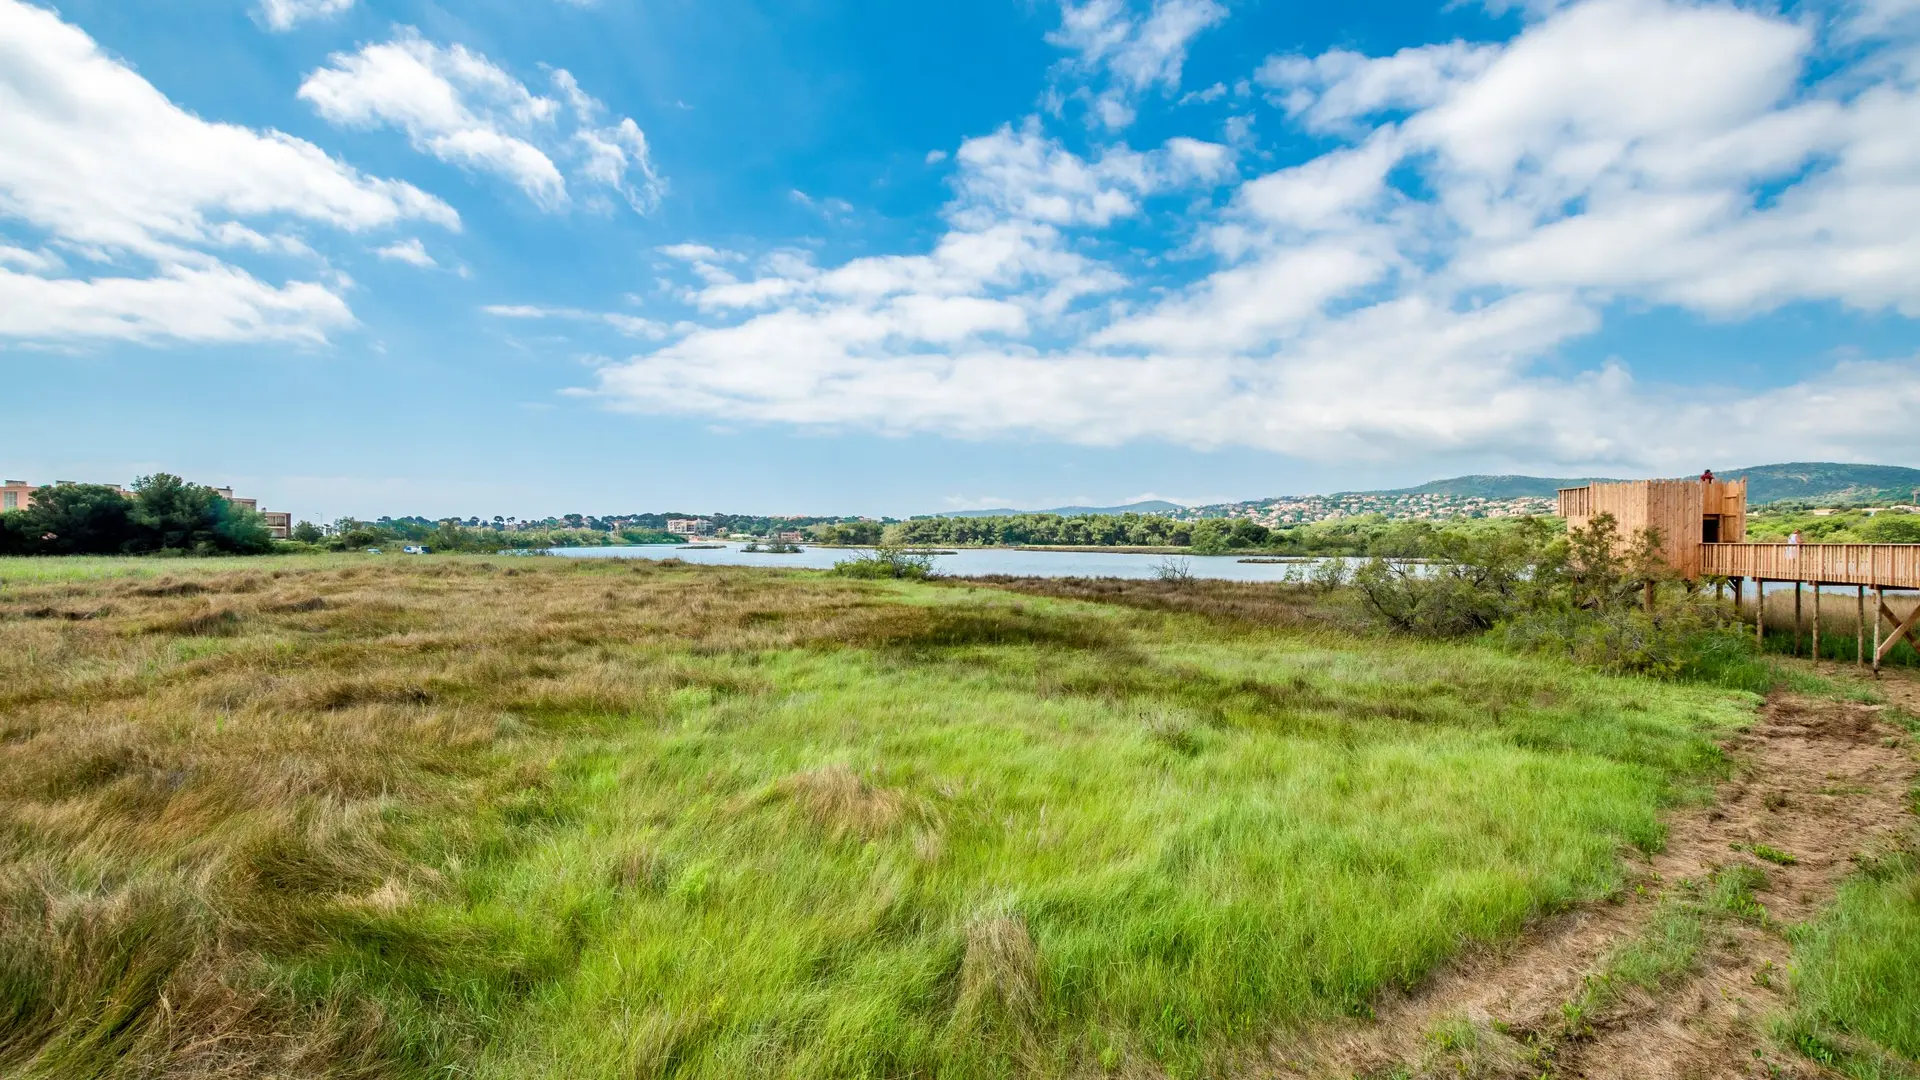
[[1260, 668, 1920, 1080]]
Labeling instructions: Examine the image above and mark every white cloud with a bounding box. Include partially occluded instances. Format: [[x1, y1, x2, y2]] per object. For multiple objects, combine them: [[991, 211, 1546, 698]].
[[299, 31, 662, 212], [258, 0, 354, 32], [1049, 0, 1228, 130], [0, 263, 353, 344], [578, 0, 1920, 471], [0, 0, 454, 344], [1255, 43, 1497, 134], [948, 120, 1232, 229], [657, 243, 742, 262], [375, 237, 436, 267], [483, 303, 666, 338]]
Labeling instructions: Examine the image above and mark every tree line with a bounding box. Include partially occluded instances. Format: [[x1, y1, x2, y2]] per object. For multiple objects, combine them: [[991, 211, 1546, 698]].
[[0, 475, 273, 555], [292, 518, 680, 553], [821, 512, 1545, 557]]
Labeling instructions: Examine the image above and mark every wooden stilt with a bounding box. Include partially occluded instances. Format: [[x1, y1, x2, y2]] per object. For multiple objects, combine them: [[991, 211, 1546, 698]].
[[1733, 578, 1744, 614], [1873, 586, 1883, 676], [1858, 586, 1867, 666], [1757, 581, 1766, 649], [1794, 582, 1804, 656], [1812, 583, 1821, 663]]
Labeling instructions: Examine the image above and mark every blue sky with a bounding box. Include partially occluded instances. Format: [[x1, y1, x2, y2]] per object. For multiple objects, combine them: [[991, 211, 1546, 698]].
[[3, 0, 1918, 522]]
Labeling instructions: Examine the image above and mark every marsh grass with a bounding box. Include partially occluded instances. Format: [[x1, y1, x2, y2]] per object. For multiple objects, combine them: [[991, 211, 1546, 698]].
[[1751, 589, 1919, 667], [1785, 837, 1920, 1077], [0, 555, 1758, 1079]]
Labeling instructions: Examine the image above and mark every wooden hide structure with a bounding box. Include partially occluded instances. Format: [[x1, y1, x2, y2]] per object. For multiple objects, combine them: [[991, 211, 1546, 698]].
[[1557, 476, 1920, 673], [1556, 479, 1746, 579]]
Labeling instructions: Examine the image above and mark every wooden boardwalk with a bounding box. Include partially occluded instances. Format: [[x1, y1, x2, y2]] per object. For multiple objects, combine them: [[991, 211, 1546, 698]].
[[1701, 543, 1920, 589]]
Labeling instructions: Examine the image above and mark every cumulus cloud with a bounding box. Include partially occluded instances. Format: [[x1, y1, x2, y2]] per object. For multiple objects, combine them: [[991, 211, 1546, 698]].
[[257, 0, 354, 32], [375, 238, 436, 267], [299, 31, 663, 212], [586, 0, 1920, 472], [0, 0, 454, 344], [1048, 0, 1228, 129]]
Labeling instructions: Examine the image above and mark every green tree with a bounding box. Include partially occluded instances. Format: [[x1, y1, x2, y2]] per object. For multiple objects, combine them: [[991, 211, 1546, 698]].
[[0, 511, 29, 555], [23, 484, 136, 554], [1187, 519, 1230, 555], [291, 520, 324, 544], [128, 474, 272, 554], [1862, 514, 1920, 543]]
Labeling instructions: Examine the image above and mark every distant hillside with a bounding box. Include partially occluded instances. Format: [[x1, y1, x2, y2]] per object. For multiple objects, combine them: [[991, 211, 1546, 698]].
[[929, 500, 1185, 519], [1352, 464, 1920, 505], [1718, 462, 1920, 504], [1358, 475, 1623, 500]]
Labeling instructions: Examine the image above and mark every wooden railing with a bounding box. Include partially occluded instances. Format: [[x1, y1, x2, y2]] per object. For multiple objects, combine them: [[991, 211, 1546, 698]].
[[1701, 543, 1920, 588]]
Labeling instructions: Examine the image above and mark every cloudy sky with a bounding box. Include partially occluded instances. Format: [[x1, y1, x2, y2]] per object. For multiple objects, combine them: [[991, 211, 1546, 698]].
[[4, 0, 1919, 520]]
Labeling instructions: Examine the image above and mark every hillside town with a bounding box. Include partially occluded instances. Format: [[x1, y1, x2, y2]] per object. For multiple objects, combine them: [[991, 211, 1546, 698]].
[[1179, 491, 1559, 526]]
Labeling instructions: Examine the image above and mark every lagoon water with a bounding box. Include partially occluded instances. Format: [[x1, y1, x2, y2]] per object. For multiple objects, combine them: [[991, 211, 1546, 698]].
[[548, 543, 1339, 582]]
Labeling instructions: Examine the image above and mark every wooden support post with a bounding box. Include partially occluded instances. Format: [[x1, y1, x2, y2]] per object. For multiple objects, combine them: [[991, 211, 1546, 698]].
[[1734, 578, 1745, 617], [1812, 584, 1821, 663], [1794, 582, 1804, 656], [1757, 581, 1766, 649], [1873, 586, 1884, 676], [1858, 586, 1867, 667]]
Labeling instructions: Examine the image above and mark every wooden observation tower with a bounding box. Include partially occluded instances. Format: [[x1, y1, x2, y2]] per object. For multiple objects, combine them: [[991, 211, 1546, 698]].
[[1557, 478, 1920, 673]]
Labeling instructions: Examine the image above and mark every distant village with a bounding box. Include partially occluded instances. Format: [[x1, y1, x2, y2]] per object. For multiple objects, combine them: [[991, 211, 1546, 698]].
[[1176, 492, 1558, 526]]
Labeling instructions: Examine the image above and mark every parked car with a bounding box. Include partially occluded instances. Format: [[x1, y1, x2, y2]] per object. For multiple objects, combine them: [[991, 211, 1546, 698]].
[[402, 545, 431, 555]]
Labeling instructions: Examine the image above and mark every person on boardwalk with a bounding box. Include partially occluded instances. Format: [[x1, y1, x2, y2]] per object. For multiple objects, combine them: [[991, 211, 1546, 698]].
[[1787, 529, 1801, 562], [1700, 468, 1716, 483]]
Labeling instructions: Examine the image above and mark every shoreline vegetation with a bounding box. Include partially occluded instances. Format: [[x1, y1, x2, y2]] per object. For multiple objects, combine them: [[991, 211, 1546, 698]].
[[0, 536, 1914, 1077]]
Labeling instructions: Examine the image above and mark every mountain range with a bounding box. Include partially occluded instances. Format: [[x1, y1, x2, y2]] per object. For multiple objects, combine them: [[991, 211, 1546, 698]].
[[921, 464, 1920, 519], [1338, 462, 1920, 506]]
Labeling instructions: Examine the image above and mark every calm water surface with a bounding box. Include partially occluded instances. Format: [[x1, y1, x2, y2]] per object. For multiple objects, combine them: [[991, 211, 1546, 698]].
[[548, 544, 1348, 582]]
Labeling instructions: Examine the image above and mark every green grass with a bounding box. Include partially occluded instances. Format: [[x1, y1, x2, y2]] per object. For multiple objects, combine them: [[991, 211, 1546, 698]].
[[0, 551, 379, 586], [0, 556, 1760, 1078], [1784, 843, 1920, 1077]]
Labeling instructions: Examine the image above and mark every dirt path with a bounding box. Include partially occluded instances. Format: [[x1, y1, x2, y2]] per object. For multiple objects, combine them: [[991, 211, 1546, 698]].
[[1263, 671, 1919, 1080]]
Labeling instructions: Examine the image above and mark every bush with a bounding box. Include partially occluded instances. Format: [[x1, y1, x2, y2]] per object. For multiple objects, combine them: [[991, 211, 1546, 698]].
[[1349, 513, 1774, 686], [1861, 513, 1920, 544], [831, 546, 937, 580], [1500, 597, 1768, 686], [1350, 517, 1558, 636]]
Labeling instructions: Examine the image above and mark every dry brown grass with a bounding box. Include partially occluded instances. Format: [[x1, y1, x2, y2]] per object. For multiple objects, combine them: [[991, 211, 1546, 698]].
[[759, 764, 926, 840], [955, 912, 1042, 1039], [0, 557, 931, 1079]]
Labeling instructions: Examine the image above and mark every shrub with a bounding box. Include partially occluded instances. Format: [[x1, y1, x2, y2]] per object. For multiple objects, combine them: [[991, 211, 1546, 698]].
[[831, 545, 937, 580]]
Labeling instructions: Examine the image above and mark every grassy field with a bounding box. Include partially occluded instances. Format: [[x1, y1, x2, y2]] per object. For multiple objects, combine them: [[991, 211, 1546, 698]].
[[0, 555, 1762, 1078], [1785, 705, 1920, 1078]]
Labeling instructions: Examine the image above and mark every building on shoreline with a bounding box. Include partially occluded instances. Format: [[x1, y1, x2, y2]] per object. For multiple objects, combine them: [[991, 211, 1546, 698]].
[[667, 518, 715, 537]]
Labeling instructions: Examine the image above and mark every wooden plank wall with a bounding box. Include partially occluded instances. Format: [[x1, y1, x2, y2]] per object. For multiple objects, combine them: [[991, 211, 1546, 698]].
[[1557, 486, 1591, 520], [1703, 544, 1920, 589], [1713, 479, 1747, 541], [1646, 480, 1705, 579]]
